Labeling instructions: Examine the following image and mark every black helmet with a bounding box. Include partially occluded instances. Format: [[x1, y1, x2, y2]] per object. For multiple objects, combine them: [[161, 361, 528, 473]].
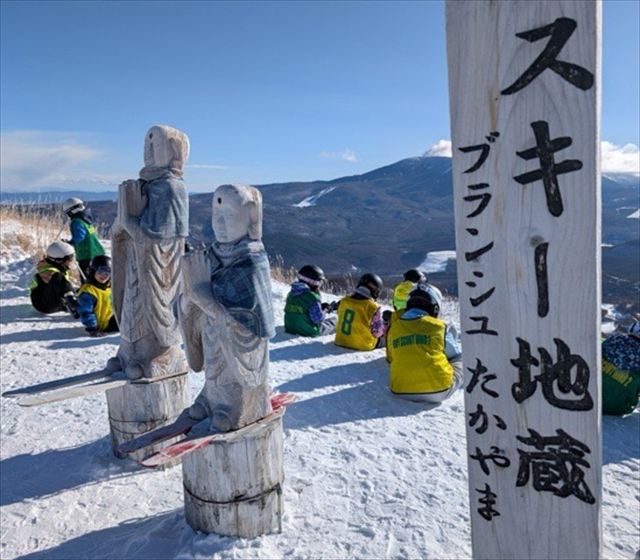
[[406, 284, 442, 318], [404, 268, 426, 283], [89, 255, 112, 276], [357, 273, 383, 300], [298, 264, 325, 288]]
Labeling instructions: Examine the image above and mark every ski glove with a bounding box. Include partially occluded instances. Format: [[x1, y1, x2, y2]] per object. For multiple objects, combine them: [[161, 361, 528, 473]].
[[321, 301, 339, 313], [64, 294, 80, 319]]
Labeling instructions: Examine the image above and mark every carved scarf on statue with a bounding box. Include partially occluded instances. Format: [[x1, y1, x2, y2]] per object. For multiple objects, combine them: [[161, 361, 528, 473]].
[[208, 239, 275, 340], [137, 167, 189, 240]]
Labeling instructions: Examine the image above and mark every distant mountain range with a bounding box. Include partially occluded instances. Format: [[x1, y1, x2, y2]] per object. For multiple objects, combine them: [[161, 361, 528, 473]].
[[7, 156, 639, 309], [0, 190, 118, 204]]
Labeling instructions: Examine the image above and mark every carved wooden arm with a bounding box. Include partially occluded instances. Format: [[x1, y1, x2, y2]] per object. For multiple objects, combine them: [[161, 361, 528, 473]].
[[181, 250, 224, 317], [112, 179, 147, 236]]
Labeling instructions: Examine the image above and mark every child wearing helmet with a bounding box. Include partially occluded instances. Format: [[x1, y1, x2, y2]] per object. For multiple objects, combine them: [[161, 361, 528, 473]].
[[30, 241, 78, 315], [601, 320, 640, 416], [335, 273, 388, 351], [386, 284, 463, 402], [284, 265, 339, 336], [77, 255, 118, 337], [63, 197, 106, 278], [393, 269, 426, 311]]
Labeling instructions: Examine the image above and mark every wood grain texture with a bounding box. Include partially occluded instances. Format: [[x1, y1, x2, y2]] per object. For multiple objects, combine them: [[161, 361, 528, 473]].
[[182, 412, 284, 537], [446, 1, 601, 558], [106, 374, 189, 465]]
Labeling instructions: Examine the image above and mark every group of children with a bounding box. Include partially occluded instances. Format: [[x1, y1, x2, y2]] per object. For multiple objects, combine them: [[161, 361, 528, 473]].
[[29, 198, 117, 338], [284, 265, 462, 403], [28, 200, 639, 414], [285, 265, 640, 414]]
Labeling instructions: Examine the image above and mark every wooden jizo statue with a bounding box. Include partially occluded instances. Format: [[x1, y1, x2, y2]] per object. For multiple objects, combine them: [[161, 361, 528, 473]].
[[107, 124, 191, 461], [179, 184, 283, 537]]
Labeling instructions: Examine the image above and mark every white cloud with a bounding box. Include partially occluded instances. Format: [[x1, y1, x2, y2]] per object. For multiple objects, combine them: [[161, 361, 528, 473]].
[[601, 141, 640, 175], [0, 130, 122, 190], [187, 163, 228, 170], [424, 138, 639, 175], [320, 148, 358, 162], [424, 140, 452, 157]]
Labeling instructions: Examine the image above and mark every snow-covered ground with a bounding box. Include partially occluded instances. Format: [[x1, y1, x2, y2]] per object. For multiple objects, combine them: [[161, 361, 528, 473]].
[[418, 250, 457, 274], [292, 187, 336, 208], [1, 233, 638, 559]]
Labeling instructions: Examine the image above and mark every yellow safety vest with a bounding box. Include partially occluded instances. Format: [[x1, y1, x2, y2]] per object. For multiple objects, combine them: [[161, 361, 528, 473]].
[[30, 264, 70, 290], [78, 283, 113, 331], [393, 280, 415, 310], [387, 314, 453, 394], [335, 296, 380, 351]]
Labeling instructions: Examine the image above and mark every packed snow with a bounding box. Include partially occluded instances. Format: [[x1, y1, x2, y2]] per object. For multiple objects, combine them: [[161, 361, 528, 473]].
[[1, 229, 638, 559], [292, 187, 336, 208], [418, 250, 457, 273]]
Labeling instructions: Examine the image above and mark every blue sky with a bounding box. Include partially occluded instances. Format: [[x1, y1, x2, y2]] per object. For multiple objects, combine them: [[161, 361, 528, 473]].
[[1, 0, 638, 192]]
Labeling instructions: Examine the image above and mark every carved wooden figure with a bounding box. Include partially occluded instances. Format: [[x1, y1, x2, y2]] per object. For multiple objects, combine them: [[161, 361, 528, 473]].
[[107, 125, 191, 461], [179, 184, 282, 537]]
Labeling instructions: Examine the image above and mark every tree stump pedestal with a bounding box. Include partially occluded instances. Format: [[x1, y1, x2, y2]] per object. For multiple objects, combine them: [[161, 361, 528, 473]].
[[182, 410, 284, 537], [106, 373, 189, 464]]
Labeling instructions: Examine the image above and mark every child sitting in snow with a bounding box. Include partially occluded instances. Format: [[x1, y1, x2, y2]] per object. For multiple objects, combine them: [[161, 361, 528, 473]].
[[334, 273, 389, 351], [284, 265, 339, 336], [392, 269, 426, 311], [77, 255, 118, 337], [386, 284, 462, 403], [30, 241, 78, 316]]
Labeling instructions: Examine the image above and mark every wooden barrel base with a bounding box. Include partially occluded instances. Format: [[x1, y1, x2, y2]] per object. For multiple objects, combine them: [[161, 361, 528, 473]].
[[182, 411, 284, 537], [106, 373, 189, 465]]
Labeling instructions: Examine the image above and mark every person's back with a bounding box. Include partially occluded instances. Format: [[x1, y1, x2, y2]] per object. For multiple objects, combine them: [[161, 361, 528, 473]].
[[30, 241, 77, 315], [63, 198, 105, 276], [284, 265, 337, 337], [387, 284, 462, 402], [388, 312, 453, 394], [335, 273, 386, 351], [602, 321, 640, 415], [393, 269, 426, 311]]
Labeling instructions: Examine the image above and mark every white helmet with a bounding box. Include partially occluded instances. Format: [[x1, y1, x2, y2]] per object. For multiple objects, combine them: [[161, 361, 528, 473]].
[[46, 241, 75, 261], [62, 197, 85, 215]]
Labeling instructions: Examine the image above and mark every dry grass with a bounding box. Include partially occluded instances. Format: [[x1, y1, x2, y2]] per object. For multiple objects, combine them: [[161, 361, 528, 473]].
[[0, 205, 65, 261], [0, 205, 84, 283], [270, 255, 298, 285]]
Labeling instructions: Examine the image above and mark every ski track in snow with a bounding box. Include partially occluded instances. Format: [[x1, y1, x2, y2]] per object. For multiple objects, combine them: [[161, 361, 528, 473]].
[[1, 246, 639, 559]]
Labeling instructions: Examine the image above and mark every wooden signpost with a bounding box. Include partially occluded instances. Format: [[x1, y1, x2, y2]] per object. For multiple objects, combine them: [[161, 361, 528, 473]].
[[445, 1, 601, 558]]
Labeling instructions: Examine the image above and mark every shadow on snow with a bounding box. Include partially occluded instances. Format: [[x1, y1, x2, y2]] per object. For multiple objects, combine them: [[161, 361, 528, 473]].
[[602, 411, 640, 465], [279, 357, 442, 430], [0, 437, 143, 507], [16, 510, 239, 560]]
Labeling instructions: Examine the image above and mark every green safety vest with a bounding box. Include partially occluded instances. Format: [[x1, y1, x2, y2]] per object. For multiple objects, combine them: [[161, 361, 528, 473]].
[[284, 289, 321, 337], [71, 217, 105, 261]]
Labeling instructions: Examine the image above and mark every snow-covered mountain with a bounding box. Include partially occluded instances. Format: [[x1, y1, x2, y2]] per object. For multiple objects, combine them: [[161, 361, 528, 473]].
[[0, 220, 638, 559]]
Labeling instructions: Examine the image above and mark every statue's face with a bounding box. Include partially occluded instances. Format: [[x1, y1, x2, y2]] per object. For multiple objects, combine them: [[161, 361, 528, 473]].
[[212, 187, 251, 243], [143, 125, 190, 170], [144, 126, 173, 168]]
